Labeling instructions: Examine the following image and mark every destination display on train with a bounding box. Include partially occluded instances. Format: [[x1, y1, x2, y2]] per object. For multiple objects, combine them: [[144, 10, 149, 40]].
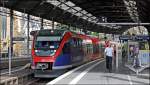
[[38, 30, 64, 36]]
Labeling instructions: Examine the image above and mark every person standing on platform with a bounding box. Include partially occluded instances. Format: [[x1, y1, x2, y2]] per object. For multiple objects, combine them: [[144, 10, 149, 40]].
[[105, 43, 114, 72]]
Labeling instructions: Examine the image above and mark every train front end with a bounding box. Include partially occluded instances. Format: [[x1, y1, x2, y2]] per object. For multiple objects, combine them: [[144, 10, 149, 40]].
[[31, 29, 64, 77]]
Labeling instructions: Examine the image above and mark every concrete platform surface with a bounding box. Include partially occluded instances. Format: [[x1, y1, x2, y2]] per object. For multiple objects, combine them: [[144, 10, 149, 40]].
[[47, 59, 150, 85]]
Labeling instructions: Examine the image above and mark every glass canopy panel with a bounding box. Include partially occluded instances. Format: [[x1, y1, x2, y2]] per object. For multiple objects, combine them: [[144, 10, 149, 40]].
[[92, 20, 97, 23], [88, 18, 93, 22], [91, 16, 97, 20], [87, 13, 92, 17], [68, 9, 77, 13], [65, 1, 75, 7], [73, 7, 82, 11], [123, 0, 139, 22], [75, 12, 82, 17], [48, 0, 61, 6], [82, 16, 88, 20], [60, 4, 70, 10], [46, 0, 112, 28], [81, 10, 88, 14]]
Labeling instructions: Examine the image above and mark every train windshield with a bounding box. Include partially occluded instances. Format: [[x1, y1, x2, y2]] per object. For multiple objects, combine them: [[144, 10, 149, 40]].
[[34, 36, 61, 56]]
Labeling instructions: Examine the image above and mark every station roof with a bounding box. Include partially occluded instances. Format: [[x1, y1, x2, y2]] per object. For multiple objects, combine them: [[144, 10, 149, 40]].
[[136, 0, 150, 33], [0, 0, 149, 34]]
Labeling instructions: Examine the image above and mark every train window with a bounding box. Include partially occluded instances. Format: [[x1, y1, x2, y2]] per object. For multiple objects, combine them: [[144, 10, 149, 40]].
[[93, 44, 99, 53], [70, 38, 76, 47], [78, 39, 82, 46], [75, 38, 79, 47], [88, 45, 90, 54], [75, 39, 78, 47], [86, 44, 91, 54], [70, 39, 74, 45], [34, 41, 60, 56], [35, 41, 60, 49], [77, 39, 79, 46], [71, 38, 82, 47], [63, 42, 70, 53], [90, 44, 93, 54], [75, 38, 78, 47]]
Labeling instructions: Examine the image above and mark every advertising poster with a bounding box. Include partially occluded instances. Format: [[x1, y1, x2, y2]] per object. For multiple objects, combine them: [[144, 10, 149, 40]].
[[138, 50, 150, 65]]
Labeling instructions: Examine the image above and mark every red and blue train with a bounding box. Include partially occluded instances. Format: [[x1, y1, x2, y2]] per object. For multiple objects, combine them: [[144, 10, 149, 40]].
[[30, 29, 103, 77]]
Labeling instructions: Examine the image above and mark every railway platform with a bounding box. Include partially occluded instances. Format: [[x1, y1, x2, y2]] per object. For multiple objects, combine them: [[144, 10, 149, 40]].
[[47, 58, 149, 85]]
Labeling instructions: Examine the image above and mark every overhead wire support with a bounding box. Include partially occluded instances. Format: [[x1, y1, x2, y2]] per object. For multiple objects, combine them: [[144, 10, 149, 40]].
[[97, 23, 150, 25]]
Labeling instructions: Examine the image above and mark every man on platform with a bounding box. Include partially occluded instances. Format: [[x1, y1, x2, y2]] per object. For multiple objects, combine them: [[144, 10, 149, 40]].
[[105, 43, 114, 72]]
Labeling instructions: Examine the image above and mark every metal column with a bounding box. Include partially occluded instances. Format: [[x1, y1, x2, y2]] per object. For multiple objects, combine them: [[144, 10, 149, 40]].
[[68, 24, 71, 30], [41, 18, 43, 30], [0, 20, 1, 58], [116, 45, 118, 70], [52, 19, 54, 30], [27, 14, 30, 57], [9, 9, 13, 75]]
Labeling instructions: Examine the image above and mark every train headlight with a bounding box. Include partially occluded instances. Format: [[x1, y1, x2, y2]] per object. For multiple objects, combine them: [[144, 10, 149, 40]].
[[35, 50, 39, 52]]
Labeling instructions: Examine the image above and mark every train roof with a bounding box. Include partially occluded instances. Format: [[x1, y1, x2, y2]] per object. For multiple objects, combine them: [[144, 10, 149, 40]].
[[30, 29, 100, 43]]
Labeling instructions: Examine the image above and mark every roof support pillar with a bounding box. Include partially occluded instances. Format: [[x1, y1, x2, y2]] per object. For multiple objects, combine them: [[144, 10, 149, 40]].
[[41, 18, 43, 29], [27, 14, 30, 57], [9, 9, 13, 75], [80, 28, 82, 33], [83, 26, 87, 34], [52, 18, 54, 30], [59, 20, 63, 29], [68, 24, 71, 30]]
